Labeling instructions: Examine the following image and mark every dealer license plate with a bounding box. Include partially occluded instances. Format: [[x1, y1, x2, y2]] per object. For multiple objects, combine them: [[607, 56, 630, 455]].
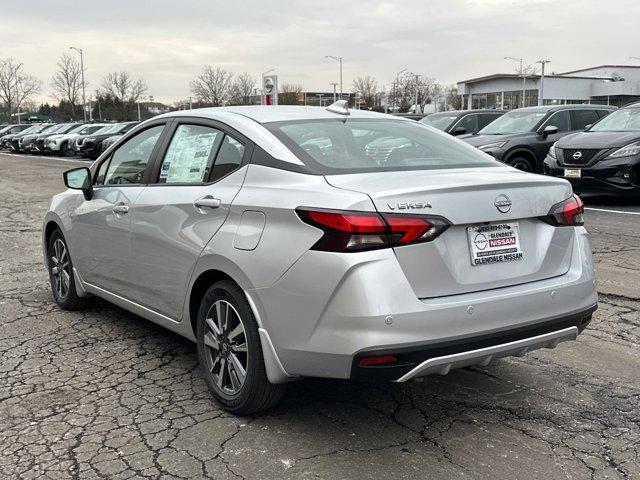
[[467, 223, 523, 266], [564, 168, 581, 179]]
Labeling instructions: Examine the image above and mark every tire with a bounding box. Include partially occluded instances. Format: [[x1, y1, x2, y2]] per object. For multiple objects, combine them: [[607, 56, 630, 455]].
[[509, 156, 534, 172], [60, 142, 72, 157], [47, 229, 91, 310], [197, 280, 286, 414]]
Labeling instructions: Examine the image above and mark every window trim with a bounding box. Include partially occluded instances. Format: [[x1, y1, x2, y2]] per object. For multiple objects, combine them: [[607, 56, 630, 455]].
[[449, 113, 479, 134], [92, 120, 170, 188], [145, 116, 253, 187], [538, 109, 574, 132]]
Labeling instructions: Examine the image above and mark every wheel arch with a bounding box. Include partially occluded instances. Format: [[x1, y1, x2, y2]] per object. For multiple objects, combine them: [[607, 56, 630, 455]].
[[503, 148, 538, 170]]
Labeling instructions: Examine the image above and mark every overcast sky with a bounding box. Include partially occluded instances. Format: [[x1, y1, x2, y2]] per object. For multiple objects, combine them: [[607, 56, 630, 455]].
[[1, 0, 638, 104]]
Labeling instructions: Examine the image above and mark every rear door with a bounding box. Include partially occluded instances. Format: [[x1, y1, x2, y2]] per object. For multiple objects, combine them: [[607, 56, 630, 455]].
[[71, 122, 168, 296], [127, 118, 251, 319], [531, 110, 573, 164]]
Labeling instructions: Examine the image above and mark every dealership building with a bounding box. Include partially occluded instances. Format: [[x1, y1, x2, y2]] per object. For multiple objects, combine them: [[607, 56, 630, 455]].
[[457, 65, 640, 110]]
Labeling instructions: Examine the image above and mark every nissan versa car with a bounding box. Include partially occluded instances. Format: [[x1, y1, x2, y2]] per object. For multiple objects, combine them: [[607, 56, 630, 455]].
[[44, 104, 597, 414], [420, 109, 505, 136], [461, 105, 615, 172], [544, 102, 640, 196]]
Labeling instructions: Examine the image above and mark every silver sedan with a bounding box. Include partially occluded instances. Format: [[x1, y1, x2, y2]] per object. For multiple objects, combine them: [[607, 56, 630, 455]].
[[43, 103, 597, 414]]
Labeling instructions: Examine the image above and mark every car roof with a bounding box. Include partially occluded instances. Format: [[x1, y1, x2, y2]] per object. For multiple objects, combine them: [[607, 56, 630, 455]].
[[511, 104, 616, 114], [161, 105, 394, 124], [428, 109, 505, 115]]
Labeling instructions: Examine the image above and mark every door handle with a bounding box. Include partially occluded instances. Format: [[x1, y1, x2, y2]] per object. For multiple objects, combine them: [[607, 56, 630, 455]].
[[112, 203, 130, 215], [194, 196, 221, 210]]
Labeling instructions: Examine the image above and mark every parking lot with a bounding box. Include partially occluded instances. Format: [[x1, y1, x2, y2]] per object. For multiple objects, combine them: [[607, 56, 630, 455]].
[[0, 152, 638, 479]]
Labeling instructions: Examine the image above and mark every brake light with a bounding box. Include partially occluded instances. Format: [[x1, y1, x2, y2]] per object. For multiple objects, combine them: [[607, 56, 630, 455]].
[[542, 194, 584, 226], [296, 208, 450, 252], [358, 355, 397, 367]]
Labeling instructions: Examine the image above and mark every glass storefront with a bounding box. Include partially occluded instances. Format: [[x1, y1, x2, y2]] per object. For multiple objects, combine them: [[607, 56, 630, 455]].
[[467, 90, 539, 110]]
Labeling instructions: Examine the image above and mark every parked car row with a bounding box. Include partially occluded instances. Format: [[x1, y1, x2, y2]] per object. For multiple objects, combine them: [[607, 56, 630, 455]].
[[0, 121, 139, 159]]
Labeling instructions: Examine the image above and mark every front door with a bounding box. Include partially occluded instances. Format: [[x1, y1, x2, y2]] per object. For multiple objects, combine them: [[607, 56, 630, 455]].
[[128, 120, 250, 319], [72, 123, 167, 296]]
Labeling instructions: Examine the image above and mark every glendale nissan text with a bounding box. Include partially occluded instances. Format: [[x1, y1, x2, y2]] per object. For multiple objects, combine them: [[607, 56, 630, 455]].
[[44, 104, 597, 413]]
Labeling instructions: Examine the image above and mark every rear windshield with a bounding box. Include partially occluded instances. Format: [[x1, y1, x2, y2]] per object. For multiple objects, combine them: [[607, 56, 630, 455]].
[[265, 118, 498, 174], [420, 113, 459, 131]]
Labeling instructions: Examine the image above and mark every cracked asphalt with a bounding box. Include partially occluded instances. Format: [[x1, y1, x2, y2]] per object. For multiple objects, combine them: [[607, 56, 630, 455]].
[[1, 152, 639, 480]]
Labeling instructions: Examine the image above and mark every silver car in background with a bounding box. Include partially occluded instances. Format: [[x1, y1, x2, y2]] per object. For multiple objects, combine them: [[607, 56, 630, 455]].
[[43, 104, 597, 414]]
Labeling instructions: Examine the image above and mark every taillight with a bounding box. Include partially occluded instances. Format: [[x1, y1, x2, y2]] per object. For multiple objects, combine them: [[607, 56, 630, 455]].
[[542, 194, 584, 226], [296, 208, 450, 252]]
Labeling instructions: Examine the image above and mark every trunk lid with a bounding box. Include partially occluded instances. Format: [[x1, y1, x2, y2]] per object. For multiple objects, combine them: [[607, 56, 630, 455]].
[[325, 166, 575, 298]]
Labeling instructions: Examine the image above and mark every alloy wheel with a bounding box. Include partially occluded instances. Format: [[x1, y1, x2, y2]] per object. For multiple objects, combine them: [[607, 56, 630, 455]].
[[203, 300, 248, 396], [50, 239, 70, 300]]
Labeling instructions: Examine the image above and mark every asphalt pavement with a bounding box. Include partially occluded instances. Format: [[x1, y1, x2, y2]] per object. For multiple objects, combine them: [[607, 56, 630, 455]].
[[1, 152, 639, 479]]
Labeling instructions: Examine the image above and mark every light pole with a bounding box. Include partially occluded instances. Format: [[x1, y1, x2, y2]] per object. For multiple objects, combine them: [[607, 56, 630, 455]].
[[536, 59, 551, 106], [261, 69, 275, 105], [69, 46, 86, 121], [505, 56, 526, 108], [316, 93, 323, 107], [325, 56, 343, 99], [412, 73, 421, 113]]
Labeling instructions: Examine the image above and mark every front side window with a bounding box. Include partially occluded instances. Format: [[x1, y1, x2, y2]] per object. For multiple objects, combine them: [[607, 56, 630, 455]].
[[159, 124, 222, 184], [590, 108, 640, 132], [266, 119, 498, 174], [572, 110, 599, 130], [455, 114, 478, 134], [100, 125, 164, 185], [479, 110, 547, 134], [546, 111, 571, 132]]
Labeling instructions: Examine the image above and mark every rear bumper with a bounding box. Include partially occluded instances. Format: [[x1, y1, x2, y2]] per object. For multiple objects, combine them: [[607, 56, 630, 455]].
[[249, 226, 597, 381], [544, 154, 640, 196]]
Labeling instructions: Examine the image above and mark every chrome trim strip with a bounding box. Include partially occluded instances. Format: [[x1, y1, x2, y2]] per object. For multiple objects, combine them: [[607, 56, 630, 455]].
[[395, 326, 579, 382], [82, 280, 180, 324]]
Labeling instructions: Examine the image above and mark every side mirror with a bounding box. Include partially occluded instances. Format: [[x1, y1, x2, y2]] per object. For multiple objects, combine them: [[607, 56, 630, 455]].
[[539, 125, 559, 136], [451, 126, 467, 136], [63, 167, 93, 200]]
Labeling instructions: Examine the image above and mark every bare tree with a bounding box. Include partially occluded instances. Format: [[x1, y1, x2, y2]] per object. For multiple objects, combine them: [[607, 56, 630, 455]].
[[278, 83, 303, 105], [0, 58, 41, 122], [101, 71, 148, 103], [228, 72, 256, 105], [51, 54, 82, 119], [352, 76, 379, 109], [444, 85, 463, 110], [190, 66, 234, 106]]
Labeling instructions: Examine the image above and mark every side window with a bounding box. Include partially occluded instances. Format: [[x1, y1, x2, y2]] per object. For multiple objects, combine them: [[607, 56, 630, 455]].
[[210, 135, 245, 182], [159, 124, 222, 184], [479, 113, 501, 129], [456, 114, 479, 134], [597, 110, 612, 119], [95, 158, 110, 185], [102, 125, 164, 185], [572, 110, 599, 130], [546, 110, 571, 132]]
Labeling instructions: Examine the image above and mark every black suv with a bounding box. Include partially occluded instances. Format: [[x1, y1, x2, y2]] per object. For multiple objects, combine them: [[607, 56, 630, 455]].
[[420, 109, 505, 136], [77, 121, 139, 159], [460, 105, 615, 173], [544, 102, 640, 196]]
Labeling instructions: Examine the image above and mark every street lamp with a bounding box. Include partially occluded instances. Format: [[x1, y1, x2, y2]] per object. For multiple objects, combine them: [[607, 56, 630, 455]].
[[536, 59, 551, 106], [325, 56, 343, 99], [330, 82, 338, 102], [505, 56, 526, 108], [69, 47, 87, 122]]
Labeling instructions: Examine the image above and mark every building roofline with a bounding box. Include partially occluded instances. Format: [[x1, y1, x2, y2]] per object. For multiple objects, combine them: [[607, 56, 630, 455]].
[[458, 72, 615, 84], [559, 64, 640, 75]]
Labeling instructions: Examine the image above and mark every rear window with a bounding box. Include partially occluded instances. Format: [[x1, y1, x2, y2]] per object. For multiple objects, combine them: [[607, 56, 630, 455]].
[[265, 119, 498, 174]]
